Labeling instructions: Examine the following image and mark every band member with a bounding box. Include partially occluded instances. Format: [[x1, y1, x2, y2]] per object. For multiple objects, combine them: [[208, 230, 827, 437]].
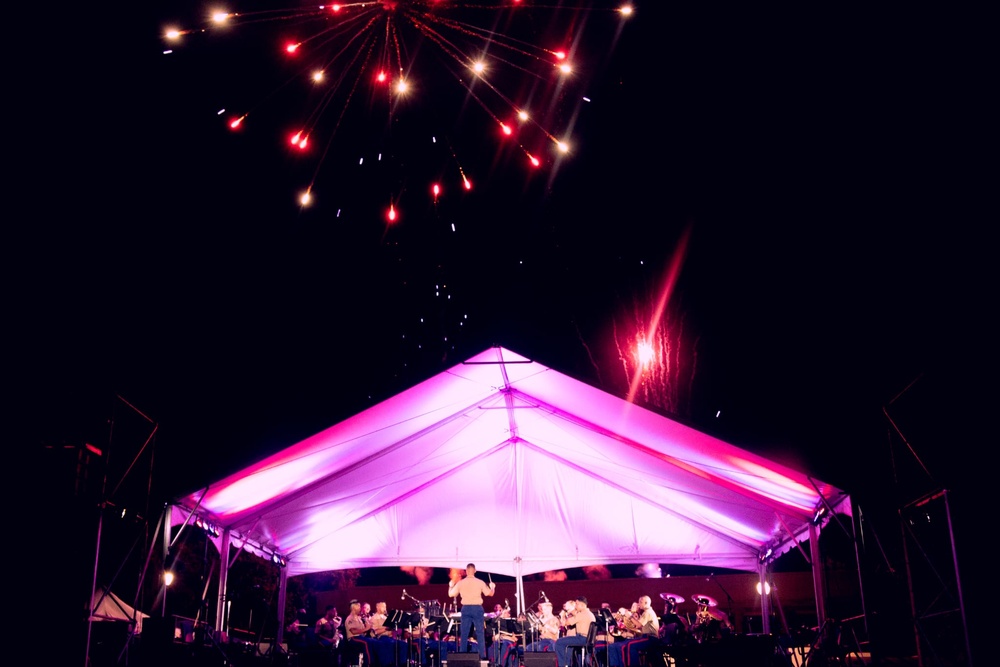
[[346, 599, 378, 666], [489, 599, 521, 667], [361, 601, 375, 639], [555, 596, 595, 667], [447, 563, 496, 659], [286, 608, 309, 652], [690, 597, 731, 643], [372, 601, 408, 667], [559, 599, 576, 634], [316, 605, 343, 650], [607, 596, 658, 667], [594, 603, 616, 667], [405, 607, 439, 667], [371, 602, 391, 637], [523, 601, 560, 653], [658, 597, 690, 646]]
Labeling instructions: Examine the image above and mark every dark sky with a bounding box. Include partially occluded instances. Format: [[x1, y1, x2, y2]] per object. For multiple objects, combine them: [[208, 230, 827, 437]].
[[23, 3, 989, 612]]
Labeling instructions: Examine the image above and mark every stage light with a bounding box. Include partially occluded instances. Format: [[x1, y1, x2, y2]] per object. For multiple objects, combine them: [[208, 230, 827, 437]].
[[196, 518, 221, 537], [164, 570, 175, 587], [811, 505, 827, 525], [755, 581, 772, 596], [271, 552, 287, 567]]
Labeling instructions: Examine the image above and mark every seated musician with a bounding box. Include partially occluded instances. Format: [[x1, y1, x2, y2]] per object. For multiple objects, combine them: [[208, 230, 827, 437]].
[[316, 605, 343, 650], [403, 606, 437, 667], [658, 597, 689, 646], [690, 597, 731, 644], [372, 601, 408, 667], [489, 601, 519, 667], [286, 608, 309, 652], [523, 601, 560, 653], [554, 597, 596, 667], [345, 599, 379, 666], [607, 596, 659, 667]]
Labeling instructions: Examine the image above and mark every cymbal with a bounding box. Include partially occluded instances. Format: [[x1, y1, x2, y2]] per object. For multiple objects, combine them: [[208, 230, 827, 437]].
[[692, 594, 718, 607], [659, 593, 685, 603]]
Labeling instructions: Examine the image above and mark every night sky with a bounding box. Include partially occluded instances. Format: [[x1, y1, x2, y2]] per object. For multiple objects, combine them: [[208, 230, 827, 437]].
[[23, 5, 989, 651]]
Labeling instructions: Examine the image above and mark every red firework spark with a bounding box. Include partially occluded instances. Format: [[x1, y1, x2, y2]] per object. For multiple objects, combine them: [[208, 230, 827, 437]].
[[161, 2, 635, 214]]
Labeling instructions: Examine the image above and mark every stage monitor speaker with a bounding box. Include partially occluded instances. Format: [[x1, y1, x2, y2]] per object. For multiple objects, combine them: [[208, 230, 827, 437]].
[[445, 652, 482, 667], [523, 652, 558, 667]]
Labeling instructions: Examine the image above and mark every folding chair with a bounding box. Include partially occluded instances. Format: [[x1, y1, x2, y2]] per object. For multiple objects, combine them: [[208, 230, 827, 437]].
[[572, 623, 598, 667]]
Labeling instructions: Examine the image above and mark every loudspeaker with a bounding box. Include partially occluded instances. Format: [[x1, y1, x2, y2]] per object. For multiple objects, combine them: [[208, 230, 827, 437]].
[[523, 652, 558, 667], [445, 652, 482, 667]]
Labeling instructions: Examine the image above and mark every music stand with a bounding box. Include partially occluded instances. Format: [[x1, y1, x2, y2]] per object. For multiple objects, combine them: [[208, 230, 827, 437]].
[[384, 610, 405, 634], [499, 618, 522, 635]]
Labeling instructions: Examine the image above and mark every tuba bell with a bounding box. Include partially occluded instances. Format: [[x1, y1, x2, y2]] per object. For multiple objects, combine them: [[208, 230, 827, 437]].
[[613, 608, 642, 634]]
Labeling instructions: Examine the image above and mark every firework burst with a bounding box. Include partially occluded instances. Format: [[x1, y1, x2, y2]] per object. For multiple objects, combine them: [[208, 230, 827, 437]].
[[161, 2, 634, 216]]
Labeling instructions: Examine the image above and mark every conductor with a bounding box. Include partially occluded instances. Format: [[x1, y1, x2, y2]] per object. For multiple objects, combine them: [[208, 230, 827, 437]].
[[448, 563, 496, 659]]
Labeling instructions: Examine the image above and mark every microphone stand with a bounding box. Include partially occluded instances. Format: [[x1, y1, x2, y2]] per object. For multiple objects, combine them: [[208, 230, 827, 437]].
[[709, 574, 735, 632], [400, 591, 428, 667], [526, 597, 544, 652]]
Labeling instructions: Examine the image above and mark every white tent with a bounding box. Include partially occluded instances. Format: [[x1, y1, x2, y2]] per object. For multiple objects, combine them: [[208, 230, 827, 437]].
[[89, 586, 149, 633], [168, 346, 851, 634]]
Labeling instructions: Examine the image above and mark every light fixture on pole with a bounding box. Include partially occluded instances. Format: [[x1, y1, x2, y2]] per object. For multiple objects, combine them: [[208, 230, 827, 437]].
[[811, 505, 827, 525]]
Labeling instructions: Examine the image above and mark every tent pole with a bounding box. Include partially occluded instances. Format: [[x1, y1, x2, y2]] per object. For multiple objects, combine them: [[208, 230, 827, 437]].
[[515, 558, 524, 616], [809, 522, 827, 630], [943, 490, 974, 666], [85, 500, 106, 667], [162, 502, 171, 617], [850, 502, 871, 643], [758, 561, 772, 635], [276, 566, 289, 648], [217, 529, 232, 635]]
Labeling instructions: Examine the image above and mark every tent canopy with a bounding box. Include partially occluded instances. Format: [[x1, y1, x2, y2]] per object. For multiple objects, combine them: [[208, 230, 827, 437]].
[[89, 586, 149, 632], [172, 346, 850, 578]]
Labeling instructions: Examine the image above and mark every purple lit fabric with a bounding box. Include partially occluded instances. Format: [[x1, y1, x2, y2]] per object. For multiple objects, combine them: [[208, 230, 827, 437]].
[[172, 347, 850, 577]]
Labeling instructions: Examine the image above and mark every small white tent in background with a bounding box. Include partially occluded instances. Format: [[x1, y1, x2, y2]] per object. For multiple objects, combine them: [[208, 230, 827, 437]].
[[89, 586, 148, 634], [167, 346, 853, 641]]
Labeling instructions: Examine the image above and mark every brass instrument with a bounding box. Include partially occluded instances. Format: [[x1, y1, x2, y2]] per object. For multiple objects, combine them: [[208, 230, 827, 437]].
[[357, 613, 375, 638], [498, 631, 523, 644], [613, 608, 642, 634]]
